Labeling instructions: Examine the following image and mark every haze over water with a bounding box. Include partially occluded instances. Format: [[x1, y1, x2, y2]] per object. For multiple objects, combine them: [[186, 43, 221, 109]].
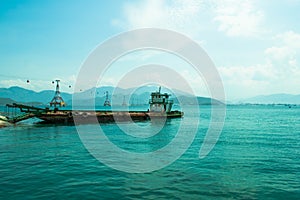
[[1, 105, 299, 199]]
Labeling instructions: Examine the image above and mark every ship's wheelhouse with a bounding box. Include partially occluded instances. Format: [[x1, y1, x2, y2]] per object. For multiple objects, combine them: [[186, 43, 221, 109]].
[[149, 87, 173, 113]]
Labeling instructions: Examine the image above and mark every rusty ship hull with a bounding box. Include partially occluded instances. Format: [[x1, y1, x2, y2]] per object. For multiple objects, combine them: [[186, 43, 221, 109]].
[[5, 86, 184, 125], [37, 110, 183, 124]]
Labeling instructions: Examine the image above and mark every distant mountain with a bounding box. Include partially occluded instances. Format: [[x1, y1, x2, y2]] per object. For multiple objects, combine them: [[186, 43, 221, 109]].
[[2, 86, 297, 105], [70, 86, 222, 106], [0, 98, 16, 105], [0, 86, 72, 104], [166, 95, 222, 105], [0, 86, 222, 106], [241, 94, 300, 104]]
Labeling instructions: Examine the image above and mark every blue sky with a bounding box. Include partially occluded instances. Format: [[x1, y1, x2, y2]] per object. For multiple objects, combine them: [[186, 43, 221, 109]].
[[0, 0, 300, 100]]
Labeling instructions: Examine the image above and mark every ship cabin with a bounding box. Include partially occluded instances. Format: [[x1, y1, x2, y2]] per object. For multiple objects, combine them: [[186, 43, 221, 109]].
[[149, 87, 173, 113]]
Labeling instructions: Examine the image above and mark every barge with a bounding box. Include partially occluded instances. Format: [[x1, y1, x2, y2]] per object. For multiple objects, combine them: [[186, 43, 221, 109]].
[[5, 86, 183, 124]]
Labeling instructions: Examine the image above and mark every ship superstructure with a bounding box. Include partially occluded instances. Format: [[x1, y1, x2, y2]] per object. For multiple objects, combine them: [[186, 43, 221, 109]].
[[149, 87, 173, 113]]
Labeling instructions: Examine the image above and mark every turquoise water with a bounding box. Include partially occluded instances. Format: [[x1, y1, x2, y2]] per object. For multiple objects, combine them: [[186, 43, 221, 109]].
[[0, 105, 299, 199]]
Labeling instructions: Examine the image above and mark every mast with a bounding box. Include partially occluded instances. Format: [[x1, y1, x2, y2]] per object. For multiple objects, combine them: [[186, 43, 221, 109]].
[[50, 80, 65, 107], [103, 91, 111, 106], [122, 96, 127, 106]]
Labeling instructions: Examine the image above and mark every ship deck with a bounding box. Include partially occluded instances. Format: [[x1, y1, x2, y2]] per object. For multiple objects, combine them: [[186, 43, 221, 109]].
[[5, 103, 183, 124]]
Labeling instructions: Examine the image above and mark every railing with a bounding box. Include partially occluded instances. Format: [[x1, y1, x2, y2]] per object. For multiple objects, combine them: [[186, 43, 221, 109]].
[[4, 103, 46, 123], [7, 113, 36, 123], [149, 99, 173, 104]]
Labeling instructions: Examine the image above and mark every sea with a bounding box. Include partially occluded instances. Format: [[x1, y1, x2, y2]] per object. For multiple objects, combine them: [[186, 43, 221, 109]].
[[0, 105, 299, 199]]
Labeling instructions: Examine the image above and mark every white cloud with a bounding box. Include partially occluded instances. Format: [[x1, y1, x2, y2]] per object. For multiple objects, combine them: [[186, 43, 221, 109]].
[[113, 0, 267, 39], [113, 0, 211, 38], [277, 31, 300, 48], [218, 63, 293, 99], [181, 69, 210, 96], [265, 31, 300, 69], [265, 31, 300, 61], [219, 31, 300, 98], [265, 31, 300, 90], [0, 79, 52, 91], [212, 0, 265, 37], [218, 63, 273, 98], [112, 1, 300, 99], [0, 74, 76, 93], [289, 59, 297, 67], [265, 46, 291, 61], [219, 64, 275, 82]]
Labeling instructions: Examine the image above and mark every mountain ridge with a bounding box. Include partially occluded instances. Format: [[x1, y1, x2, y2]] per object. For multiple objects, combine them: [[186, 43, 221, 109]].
[[0, 86, 222, 106]]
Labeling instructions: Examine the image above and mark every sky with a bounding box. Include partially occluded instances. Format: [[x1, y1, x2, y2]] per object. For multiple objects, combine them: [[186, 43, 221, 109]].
[[0, 0, 300, 100]]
